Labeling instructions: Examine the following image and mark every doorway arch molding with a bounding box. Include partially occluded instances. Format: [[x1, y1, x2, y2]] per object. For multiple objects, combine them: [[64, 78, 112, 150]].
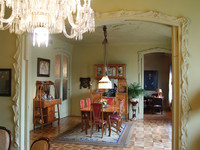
[[13, 10, 190, 149], [137, 47, 172, 119], [94, 10, 190, 150]]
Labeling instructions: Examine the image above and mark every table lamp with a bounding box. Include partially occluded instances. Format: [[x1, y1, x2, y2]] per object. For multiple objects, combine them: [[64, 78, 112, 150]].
[[156, 89, 163, 97]]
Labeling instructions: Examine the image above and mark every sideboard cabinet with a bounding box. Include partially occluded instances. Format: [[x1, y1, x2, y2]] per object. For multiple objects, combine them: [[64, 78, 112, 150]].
[[95, 64, 125, 79], [33, 81, 61, 129]]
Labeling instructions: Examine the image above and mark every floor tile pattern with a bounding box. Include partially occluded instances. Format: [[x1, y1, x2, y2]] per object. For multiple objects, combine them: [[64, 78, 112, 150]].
[[30, 112, 172, 150]]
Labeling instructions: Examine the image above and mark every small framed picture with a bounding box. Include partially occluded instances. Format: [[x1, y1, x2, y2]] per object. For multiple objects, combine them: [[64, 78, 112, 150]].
[[37, 58, 50, 77], [118, 66, 123, 76], [0, 69, 11, 96], [97, 66, 102, 76]]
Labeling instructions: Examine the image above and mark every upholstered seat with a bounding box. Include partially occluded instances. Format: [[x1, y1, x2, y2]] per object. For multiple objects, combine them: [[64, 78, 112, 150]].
[[110, 114, 119, 120], [0, 126, 12, 150], [90, 103, 107, 138], [94, 119, 107, 123], [86, 98, 91, 107], [30, 137, 50, 150], [108, 99, 125, 136]]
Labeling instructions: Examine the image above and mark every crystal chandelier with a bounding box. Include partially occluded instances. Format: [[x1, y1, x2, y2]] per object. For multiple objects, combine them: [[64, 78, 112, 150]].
[[0, 0, 95, 47], [98, 26, 112, 89]]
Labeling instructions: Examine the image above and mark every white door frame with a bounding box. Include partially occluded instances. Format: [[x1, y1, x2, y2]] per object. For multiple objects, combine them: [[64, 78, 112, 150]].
[[54, 48, 72, 118], [137, 47, 172, 119]]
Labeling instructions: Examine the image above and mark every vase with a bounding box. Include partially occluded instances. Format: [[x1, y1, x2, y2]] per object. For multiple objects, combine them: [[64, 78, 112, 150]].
[[103, 104, 107, 108]]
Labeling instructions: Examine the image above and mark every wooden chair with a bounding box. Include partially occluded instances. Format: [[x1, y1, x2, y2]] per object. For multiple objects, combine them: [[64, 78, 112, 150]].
[[30, 137, 50, 150], [80, 99, 89, 134], [152, 98, 163, 114], [0, 126, 12, 150], [90, 103, 107, 138], [86, 98, 91, 107], [108, 99, 125, 136]]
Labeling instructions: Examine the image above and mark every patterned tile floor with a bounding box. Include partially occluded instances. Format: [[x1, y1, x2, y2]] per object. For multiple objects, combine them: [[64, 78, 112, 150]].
[[30, 112, 172, 150]]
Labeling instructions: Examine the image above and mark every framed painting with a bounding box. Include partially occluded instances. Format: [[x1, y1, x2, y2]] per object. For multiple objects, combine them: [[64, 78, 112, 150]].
[[80, 77, 91, 89], [37, 58, 50, 77], [144, 70, 158, 90], [0, 69, 11, 96]]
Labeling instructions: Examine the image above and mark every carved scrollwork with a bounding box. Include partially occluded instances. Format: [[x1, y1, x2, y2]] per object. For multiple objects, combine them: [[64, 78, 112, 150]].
[[11, 10, 190, 149], [12, 35, 21, 148], [95, 10, 190, 149]]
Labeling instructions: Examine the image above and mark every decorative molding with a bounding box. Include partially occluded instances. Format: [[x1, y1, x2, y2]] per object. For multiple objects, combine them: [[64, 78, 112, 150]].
[[9, 10, 190, 150], [179, 17, 191, 150], [95, 10, 185, 26], [95, 10, 191, 149], [12, 35, 22, 148], [138, 47, 172, 55]]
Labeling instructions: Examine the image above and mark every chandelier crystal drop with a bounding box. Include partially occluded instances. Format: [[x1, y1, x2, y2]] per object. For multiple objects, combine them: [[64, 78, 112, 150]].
[[0, 0, 95, 47]]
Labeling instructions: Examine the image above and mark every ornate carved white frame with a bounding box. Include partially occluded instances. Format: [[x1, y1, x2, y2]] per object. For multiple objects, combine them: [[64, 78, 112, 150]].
[[95, 10, 190, 150], [12, 35, 21, 148], [12, 10, 190, 150]]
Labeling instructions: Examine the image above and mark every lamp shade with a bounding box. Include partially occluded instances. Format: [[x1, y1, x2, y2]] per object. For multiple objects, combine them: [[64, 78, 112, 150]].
[[98, 76, 112, 89], [156, 89, 162, 93]]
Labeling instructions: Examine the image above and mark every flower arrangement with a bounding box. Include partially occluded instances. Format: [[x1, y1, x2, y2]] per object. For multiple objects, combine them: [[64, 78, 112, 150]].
[[99, 99, 108, 106]]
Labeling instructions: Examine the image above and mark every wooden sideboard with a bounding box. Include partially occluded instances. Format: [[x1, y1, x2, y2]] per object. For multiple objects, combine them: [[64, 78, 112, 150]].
[[33, 81, 62, 129], [91, 64, 128, 120]]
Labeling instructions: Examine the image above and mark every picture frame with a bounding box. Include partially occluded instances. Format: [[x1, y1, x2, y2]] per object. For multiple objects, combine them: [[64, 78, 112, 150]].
[[0, 69, 11, 96], [97, 66, 102, 76], [37, 58, 50, 77], [144, 70, 158, 90], [118, 66, 123, 76], [80, 77, 91, 89], [108, 66, 116, 77]]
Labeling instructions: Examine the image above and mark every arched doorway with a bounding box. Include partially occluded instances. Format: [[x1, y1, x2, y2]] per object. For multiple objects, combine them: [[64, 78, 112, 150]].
[[14, 10, 190, 150], [138, 47, 172, 118]]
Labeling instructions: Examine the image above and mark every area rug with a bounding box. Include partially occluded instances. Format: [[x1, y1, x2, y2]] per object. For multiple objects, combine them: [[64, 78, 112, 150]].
[[51, 123, 134, 147]]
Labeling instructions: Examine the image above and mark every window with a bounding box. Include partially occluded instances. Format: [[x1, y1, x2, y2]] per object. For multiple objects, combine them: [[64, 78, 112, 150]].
[[55, 54, 69, 101]]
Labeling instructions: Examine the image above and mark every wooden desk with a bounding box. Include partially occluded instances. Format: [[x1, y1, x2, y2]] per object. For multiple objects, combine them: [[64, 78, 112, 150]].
[[144, 96, 164, 114]]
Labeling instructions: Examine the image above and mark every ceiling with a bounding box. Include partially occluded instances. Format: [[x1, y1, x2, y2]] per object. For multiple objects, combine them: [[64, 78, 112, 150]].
[[54, 21, 171, 45]]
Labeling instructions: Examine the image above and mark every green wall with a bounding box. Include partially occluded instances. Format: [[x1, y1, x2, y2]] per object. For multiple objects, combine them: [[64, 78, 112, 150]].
[[28, 35, 73, 130], [0, 30, 17, 150], [1, 0, 200, 149], [71, 43, 171, 116]]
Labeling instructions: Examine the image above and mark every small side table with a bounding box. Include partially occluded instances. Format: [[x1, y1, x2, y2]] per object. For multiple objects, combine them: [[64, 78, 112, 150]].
[[130, 101, 138, 120]]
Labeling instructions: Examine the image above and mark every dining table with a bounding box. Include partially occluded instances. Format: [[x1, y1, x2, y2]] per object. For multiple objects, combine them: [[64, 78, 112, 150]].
[[80, 105, 119, 113], [80, 105, 120, 134]]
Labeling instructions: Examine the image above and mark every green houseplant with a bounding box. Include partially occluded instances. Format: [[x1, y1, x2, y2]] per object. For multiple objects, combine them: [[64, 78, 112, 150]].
[[128, 82, 145, 101]]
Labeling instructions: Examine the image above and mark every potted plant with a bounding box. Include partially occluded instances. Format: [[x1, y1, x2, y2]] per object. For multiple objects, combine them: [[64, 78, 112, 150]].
[[128, 82, 146, 102]]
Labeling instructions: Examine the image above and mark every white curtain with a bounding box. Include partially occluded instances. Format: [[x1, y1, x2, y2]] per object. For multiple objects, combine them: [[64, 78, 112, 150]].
[[168, 65, 172, 105]]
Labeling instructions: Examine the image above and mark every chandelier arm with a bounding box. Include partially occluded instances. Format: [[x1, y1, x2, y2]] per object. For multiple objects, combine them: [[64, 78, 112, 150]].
[[0, 2, 15, 23], [67, 8, 87, 30], [0, 23, 11, 30], [62, 24, 77, 39]]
